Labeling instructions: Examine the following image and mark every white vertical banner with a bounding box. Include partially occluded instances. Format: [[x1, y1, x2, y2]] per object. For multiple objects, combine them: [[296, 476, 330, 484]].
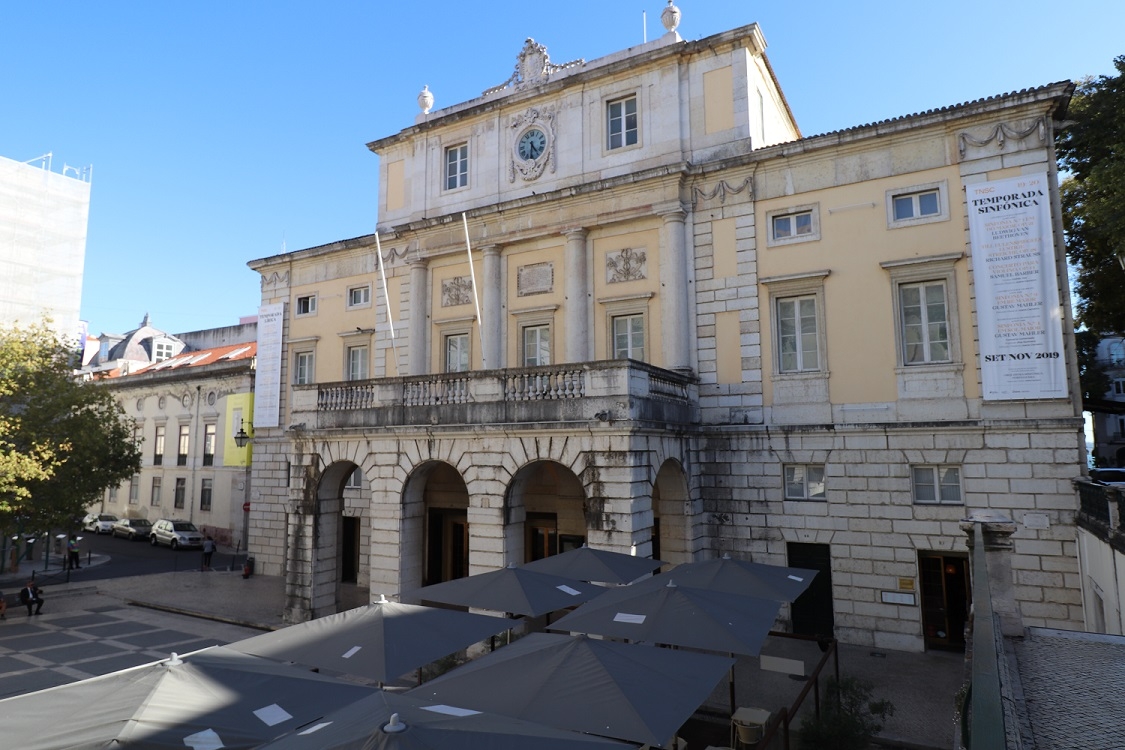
[[254, 303, 285, 427], [967, 172, 1067, 400]]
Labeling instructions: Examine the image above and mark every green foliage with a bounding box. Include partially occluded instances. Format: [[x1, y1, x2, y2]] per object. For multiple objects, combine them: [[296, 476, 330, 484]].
[[1058, 56, 1125, 334], [796, 676, 895, 750], [0, 322, 141, 529], [1075, 329, 1111, 405]]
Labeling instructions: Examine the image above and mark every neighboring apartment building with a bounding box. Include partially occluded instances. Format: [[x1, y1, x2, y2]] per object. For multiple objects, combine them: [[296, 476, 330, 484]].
[[90, 338, 257, 549], [0, 153, 90, 343], [246, 8, 1086, 650], [1090, 336, 1125, 467]]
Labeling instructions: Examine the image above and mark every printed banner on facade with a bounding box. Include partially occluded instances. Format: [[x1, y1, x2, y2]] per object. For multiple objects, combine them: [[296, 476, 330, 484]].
[[967, 173, 1067, 400], [254, 302, 285, 427]]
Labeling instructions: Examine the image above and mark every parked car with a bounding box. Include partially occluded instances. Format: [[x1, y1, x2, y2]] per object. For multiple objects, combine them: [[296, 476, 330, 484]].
[[149, 519, 204, 549], [82, 513, 119, 534], [111, 517, 153, 541], [1090, 468, 1125, 486]]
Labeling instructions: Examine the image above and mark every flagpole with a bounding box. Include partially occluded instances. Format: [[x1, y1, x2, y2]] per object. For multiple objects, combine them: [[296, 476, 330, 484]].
[[462, 213, 485, 369], [374, 232, 401, 375]]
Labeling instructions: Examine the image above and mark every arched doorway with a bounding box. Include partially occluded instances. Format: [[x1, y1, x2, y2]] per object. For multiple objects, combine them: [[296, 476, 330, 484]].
[[652, 459, 691, 565], [405, 462, 470, 586], [506, 460, 587, 563], [314, 460, 359, 614]]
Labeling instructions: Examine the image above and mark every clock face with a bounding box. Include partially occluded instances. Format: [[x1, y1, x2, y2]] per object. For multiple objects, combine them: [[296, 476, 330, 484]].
[[517, 128, 547, 161]]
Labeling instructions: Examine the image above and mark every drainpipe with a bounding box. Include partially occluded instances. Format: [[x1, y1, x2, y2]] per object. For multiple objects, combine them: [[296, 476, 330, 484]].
[[189, 385, 200, 523]]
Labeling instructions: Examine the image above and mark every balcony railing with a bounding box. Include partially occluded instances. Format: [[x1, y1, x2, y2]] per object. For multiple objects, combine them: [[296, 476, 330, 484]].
[[1075, 479, 1125, 533], [294, 359, 697, 430]]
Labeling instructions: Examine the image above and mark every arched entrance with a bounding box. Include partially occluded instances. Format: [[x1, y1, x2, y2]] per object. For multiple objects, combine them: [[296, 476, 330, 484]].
[[314, 460, 359, 614], [506, 460, 587, 563], [652, 459, 692, 566], [403, 462, 471, 586]]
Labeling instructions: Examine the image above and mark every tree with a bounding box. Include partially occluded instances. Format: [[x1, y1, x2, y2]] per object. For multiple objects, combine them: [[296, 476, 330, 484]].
[[796, 676, 895, 750], [0, 323, 141, 530], [1058, 56, 1125, 334]]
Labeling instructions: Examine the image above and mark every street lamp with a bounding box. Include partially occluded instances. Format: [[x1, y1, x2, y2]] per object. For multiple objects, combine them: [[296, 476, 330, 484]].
[[234, 419, 253, 448]]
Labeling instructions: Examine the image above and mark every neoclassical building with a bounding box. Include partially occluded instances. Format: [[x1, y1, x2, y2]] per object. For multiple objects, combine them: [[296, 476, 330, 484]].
[[247, 9, 1085, 651]]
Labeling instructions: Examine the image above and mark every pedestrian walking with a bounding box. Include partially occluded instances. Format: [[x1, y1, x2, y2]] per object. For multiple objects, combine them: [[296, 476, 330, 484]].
[[67, 535, 81, 570], [0, 591, 7, 620], [201, 536, 216, 571], [19, 581, 44, 616]]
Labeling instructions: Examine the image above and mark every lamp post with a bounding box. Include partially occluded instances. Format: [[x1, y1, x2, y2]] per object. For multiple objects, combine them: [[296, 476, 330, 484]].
[[234, 419, 253, 448]]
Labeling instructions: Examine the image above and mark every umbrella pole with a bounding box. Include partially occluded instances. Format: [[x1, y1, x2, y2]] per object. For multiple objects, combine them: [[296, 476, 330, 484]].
[[728, 654, 737, 715]]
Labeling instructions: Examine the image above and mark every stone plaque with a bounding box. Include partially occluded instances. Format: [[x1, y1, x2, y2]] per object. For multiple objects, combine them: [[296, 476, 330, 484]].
[[517, 262, 554, 296], [881, 590, 916, 606], [441, 276, 474, 307], [606, 247, 647, 283]]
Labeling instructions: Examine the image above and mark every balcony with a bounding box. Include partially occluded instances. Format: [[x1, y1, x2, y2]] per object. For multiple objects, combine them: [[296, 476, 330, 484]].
[[1075, 479, 1125, 551], [291, 359, 698, 431]]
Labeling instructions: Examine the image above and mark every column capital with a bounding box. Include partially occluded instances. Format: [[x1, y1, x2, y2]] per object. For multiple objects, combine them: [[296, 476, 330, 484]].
[[481, 244, 502, 257], [654, 202, 687, 221], [563, 227, 588, 241], [407, 255, 430, 269]]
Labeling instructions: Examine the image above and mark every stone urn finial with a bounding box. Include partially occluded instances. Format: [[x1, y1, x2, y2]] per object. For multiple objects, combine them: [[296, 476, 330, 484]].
[[417, 85, 434, 114], [661, 1, 681, 34]]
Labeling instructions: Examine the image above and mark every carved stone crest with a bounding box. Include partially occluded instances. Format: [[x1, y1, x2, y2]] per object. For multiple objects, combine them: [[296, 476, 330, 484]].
[[441, 276, 474, 307], [484, 38, 584, 95], [606, 248, 647, 283]]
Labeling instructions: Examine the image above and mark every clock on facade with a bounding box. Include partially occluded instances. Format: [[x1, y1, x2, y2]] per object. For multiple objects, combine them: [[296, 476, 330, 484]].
[[517, 128, 547, 161]]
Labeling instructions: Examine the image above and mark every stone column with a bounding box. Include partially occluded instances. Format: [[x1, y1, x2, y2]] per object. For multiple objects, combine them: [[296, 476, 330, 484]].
[[407, 258, 429, 375], [658, 204, 692, 374], [481, 245, 502, 369], [960, 512, 1023, 638], [564, 228, 589, 363]]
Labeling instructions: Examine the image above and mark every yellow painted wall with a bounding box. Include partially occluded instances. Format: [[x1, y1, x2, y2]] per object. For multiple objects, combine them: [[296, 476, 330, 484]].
[[703, 66, 734, 135], [757, 166, 975, 405], [224, 392, 254, 467], [430, 254, 486, 371], [386, 160, 405, 212], [591, 224, 663, 365], [715, 310, 741, 384], [712, 216, 738, 279], [505, 239, 567, 367]]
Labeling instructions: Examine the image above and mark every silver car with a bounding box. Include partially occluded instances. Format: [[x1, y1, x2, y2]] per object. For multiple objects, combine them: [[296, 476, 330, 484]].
[[82, 513, 119, 534], [149, 519, 204, 550], [111, 517, 153, 541]]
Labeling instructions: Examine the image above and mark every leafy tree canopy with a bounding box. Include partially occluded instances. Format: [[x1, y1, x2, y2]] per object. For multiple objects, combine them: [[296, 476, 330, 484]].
[[0, 322, 141, 530], [1059, 55, 1125, 334]]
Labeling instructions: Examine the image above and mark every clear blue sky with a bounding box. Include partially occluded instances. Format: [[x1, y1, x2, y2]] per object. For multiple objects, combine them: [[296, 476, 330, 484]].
[[3, 1, 1122, 337]]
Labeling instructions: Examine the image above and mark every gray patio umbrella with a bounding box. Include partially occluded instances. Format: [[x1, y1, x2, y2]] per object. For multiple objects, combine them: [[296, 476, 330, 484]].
[[0, 646, 376, 750], [548, 578, 781, 656], [229, 594, 509, 683], [638, 553, 817, 602], [408, 564, 605, 617], [409, 632, 734, 747], [257, 689, 632, 750], [520, 543, 664, 584]]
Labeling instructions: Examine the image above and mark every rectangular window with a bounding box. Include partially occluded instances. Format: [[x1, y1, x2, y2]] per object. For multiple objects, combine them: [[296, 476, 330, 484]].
[[612, 314, 645, 361], [154, 341, 175, 361], [522, 324, 551, 367], [784, 465, 826, 500], [900, 281, 950, 364], [777, 296, 819, 372], [347, 345, 369, 381], [294, 351, 315, 385], [893, 190, 941, 221], [607, 95, 638, 150], [1114, 379, 1125, 396], [154, 425, 165, 466], [345, 467, 362, 489], [347, 285, 371, 308], [128, 476, 140, 505], [445, 333, 470, 373], [912, 465, 962, 505], [200, 478, 213, 512], [295, 294, 317, 316], [174, 477, 186, 509], [202, 424, 216, 467], [177, 425, 190, 466], [151, 476, 162, 507], [445, 143, 468, 190], [772, 211, 813, 240]]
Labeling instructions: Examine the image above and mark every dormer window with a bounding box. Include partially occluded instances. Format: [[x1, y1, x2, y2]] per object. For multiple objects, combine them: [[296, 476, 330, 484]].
[[154, 341, 174, 362]]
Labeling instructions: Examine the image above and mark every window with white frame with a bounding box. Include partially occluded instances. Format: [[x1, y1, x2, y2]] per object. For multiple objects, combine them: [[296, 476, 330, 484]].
[[784, 465, 826, 500], [174, 477, 186, 509], [612, 314, 645, 361], [445, 143, 468, 190], [886, 181, 948, 228], [912, 465, 962, 505], [295, 294, 317, 316], [347, 285, 371, 309], [154, 424, 165, 465], [606, 95, 638, 150], [151, 476, 162, 506], [777, 295, 820, 373], [445, 333, 470, 373], [900, 281, 950, 365], [766, 204, 820, 247], [200, 478, 213, 512], [202, 424, 216, 466], [522, 324, 551, 367], [294, 351, 315, 385], [882, 253, 962, 369], [129, 476, 140, 504], [1114, 378, 1125, 396], [346, 345, 369, 381], [154, 341, 175, 361], [345, 467, 362, 489]]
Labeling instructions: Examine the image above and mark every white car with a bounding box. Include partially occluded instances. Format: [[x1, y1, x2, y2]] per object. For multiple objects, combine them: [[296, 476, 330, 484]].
[[82, 513, 119, 534]]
